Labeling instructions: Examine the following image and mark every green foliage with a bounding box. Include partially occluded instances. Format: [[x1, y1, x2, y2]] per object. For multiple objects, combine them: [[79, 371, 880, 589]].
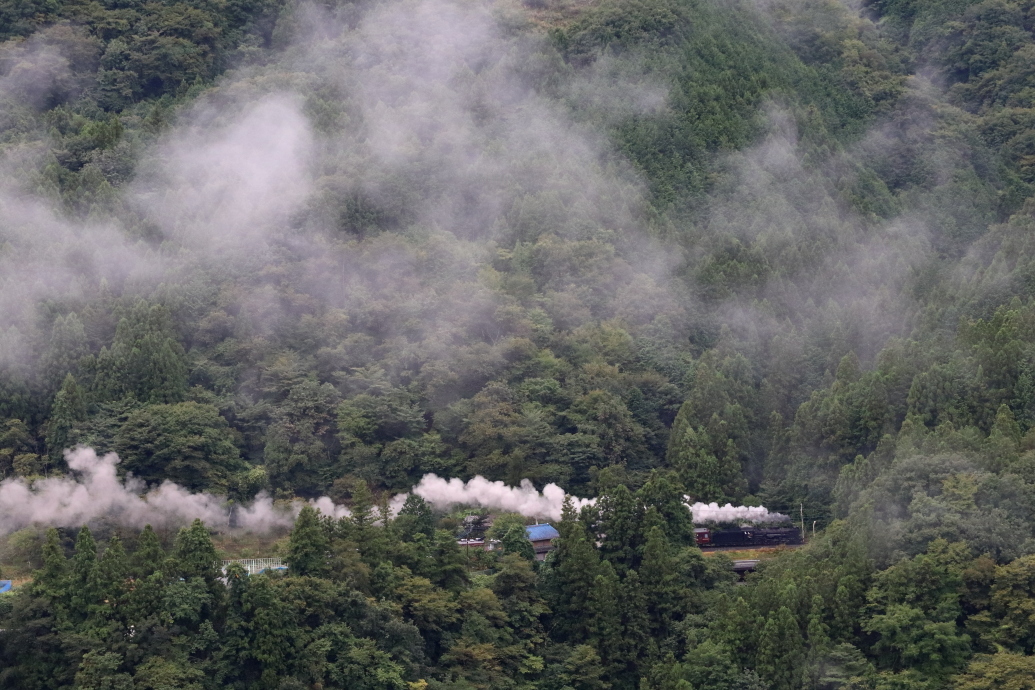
[[88, 302, 189, 405], [286, 505, 329, 577], [9, 0, 1035, 684], [46, 373, 85, 463], [969, 555, 1035, 653], [113, 401, 245, 491], [953, 652, 1035, 689], [757, 606, 805, 690], [500, 524, 536, 561]]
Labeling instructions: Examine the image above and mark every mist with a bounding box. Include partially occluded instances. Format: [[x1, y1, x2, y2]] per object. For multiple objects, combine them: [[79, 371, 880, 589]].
[[0, 0, 993, 524]]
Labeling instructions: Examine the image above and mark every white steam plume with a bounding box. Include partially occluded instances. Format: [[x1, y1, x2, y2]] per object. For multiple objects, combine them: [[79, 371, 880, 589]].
[[0, 448, 786, 536], [395, 473, 595, 522], [689, 502, 788, 524], [396, 476, 788, 525], [0, 447, 296, 536]]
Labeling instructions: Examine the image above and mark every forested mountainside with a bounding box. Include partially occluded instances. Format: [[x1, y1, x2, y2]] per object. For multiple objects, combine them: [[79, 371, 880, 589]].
[[7, 0, 1035, 685]]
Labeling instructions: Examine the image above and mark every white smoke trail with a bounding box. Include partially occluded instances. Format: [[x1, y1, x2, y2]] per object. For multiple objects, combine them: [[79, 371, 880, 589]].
[[393, 477, 788, 525], [0, 447, 296, 535], [688, 501, 788, 523], [309, 496, 352, 520], [394, 473, 595, 522], [0, 448, 785, 535]]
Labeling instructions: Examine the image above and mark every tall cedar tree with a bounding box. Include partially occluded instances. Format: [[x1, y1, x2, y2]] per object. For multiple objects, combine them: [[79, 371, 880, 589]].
[[286, 505, 329, 577]]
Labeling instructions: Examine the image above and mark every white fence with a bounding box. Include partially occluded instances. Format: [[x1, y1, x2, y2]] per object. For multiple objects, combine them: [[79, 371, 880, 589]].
[[222, 557, 286, 575]]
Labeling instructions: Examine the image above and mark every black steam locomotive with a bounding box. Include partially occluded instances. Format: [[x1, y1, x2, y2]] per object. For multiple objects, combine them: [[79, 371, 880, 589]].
[[694, 526, 802, 548]]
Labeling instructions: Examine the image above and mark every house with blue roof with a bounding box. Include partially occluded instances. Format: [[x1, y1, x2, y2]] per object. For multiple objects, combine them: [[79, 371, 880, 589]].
[[525, 523, 560, 560]]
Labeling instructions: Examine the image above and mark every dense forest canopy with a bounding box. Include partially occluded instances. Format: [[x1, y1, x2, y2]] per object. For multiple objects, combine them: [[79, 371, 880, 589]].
[[6, 0, 1035, 685]]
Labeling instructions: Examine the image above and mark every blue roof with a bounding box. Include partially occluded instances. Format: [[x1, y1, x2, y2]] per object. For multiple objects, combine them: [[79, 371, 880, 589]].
[[0, 580, 11, 593], [525, 524, 560, 541]]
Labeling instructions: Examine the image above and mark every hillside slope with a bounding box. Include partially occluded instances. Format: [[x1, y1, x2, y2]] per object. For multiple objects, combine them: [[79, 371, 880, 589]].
[[5, 0, 1035, 685]]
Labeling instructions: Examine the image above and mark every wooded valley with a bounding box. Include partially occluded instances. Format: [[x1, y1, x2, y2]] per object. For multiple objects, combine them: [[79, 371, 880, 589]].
[[4, 0, 1035, 684]]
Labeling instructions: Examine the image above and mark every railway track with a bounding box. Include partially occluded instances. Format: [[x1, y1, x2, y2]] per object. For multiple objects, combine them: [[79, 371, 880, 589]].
[[700, 544, 803, 553]]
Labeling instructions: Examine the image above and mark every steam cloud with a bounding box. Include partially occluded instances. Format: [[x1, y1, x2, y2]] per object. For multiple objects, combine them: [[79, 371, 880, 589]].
[[0, 447, 295, 535], [399, 473, 596, 522], [688, 502, 788, 524], [0, 450, 592, 534], [0, 448, 785, 535]]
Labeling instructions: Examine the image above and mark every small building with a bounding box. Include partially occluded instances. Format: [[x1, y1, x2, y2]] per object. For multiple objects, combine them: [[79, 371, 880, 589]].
[[525, 523, 560, 561]]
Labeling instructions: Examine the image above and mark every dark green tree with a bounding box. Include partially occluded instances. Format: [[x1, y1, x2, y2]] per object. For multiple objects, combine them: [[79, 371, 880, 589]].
[[588, 559, 623, 679], [90, 302, 188, 404], [33, 527, 69, 603], [756, 606, 805, 690], [285, 505, 329, 577], [171, 520, 222, 592], [113, 402, 245, 491], [395, 493, 435, 540], [130, 525, 166, 579], [640, 525, 684, 640], [69, 526, 99, 624], [46, 374, 86, 464], [597, 483, 642, 574], [544, 498, 601, 642], [500, 524, 536, 561]]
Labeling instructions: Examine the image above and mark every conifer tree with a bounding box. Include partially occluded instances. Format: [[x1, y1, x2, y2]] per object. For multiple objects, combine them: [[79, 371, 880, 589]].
[[145, 337, 189, 404], [69, 525, 99, 623], [90, 303, 188, 404], [350, 478, 376, 530], [242, 575, 294, 689], [807, 595, 830, 648], [39, 312, 89, 392], [618, 569, 650, 681], [73, 651, 133, 690], [121, 570, 167, 644], [757, 606, 805, 690], [492, 552, 549, 653], [349, 479, 390, 564], [640, 525, 682, 639], [286, 505, 329, 577], [589, 559, 623, 677], [637, 471, 696, 547], [666, 396, 746, 502], [46, 373, 86, 463], [597, 484, 642, 574], [396, 493, 435, 539], [172, 519, 223, 608], [173, 520, 220, 581], [802, 594, 833, 689], [215, 563, 251, 686], [432, 529, 470, 592], [640, 654, 694, 690], [131, 524, 166, 579], [34, 527, 69, 602], [562, 645, 611, 690], [833, 577, 859, 642], [713, 594, 760, 667], [88, 536, 128, 630], [545, 497, 601, 642]]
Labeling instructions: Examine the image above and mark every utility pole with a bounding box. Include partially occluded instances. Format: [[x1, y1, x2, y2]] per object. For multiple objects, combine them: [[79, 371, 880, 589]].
[[800, 503, 806, 542]]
